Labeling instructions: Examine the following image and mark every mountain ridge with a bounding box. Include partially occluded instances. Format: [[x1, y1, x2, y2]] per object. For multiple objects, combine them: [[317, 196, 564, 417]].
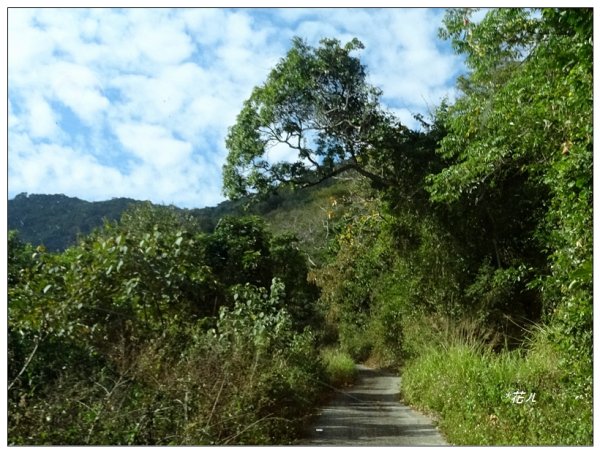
[[8, 180, 350, 258]]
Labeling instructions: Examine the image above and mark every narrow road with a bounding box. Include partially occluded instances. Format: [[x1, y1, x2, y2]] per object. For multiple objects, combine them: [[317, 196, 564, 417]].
[[302, 365, 447, 446]]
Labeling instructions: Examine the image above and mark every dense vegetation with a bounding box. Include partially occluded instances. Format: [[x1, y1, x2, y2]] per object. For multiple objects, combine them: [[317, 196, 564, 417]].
[[9, 181, 346, 263], [8, 8, 592, 446], [8, 193, 142, 251], [8, 206, 327, 444]]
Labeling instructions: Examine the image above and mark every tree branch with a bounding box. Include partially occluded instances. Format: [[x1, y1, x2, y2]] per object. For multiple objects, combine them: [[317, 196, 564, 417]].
[[8, 334, 41, 391], [298, 162, 394, 189]]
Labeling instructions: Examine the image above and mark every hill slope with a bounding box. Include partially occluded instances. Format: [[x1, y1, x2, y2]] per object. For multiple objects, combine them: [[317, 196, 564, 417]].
[[8, 193, 143, 251], [8, 180, 354, 258]]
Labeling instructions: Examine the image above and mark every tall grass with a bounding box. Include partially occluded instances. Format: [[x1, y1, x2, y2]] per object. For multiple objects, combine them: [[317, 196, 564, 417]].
[[321, 348, 357, 387], [400, 317, 592, 445]]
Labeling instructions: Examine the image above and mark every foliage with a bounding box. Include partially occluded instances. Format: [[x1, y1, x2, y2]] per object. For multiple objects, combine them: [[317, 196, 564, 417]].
[[320, 348, 357, 387], [8, 181, 351, 263], [8, 193, 142, 251], [432, 7, 592, 378], [8, 10, 592, 445], [8, 204, 324, 445], [8, 230, 35, 285], [223, 37, 408, 200], [312, 188, 471, 366], [306, 10, 591, 445], [401, 317, 592, 445], [259, 180, 356, 265], [310, 191, 390, 360]]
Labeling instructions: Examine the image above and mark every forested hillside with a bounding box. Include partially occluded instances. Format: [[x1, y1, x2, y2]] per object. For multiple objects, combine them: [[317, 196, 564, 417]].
[[9, 179, 347, 262], [8, 8, 592, 446], [8, 194, 143, 251]]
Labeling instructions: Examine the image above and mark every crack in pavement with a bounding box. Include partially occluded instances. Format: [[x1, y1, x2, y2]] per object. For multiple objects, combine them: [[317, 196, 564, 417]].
[[301, 364, 447, 446]]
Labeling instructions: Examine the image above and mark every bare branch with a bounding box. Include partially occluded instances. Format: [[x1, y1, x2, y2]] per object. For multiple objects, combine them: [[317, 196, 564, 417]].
[[8, 334, 41, 391]]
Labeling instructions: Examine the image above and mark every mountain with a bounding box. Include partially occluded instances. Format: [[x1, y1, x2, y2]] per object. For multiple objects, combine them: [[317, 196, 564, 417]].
[[8, 180, 353, 259], [8, 193, 145, 251]]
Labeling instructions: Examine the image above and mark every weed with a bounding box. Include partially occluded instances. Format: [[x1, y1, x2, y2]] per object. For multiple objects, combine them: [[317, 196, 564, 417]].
[[321, 348, 357, 387], [400, 316, 592, 445]]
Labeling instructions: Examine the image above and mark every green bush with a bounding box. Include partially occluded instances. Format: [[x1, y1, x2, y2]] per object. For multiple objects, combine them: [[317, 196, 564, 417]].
[[8, 208, 324, 445], [321, 348, 357, 387]]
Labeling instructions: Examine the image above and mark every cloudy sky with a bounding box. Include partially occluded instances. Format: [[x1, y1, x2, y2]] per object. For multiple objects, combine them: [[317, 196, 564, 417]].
[[8, 7, 467, 208]]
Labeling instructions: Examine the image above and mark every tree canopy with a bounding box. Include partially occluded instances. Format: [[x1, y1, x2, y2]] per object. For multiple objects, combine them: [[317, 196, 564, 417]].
[[430, 8, 593, 364], [223, 37, 401, 199]]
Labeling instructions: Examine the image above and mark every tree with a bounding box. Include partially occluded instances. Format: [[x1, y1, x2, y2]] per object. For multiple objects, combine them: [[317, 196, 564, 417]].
[[430, 8, 592, 368], [223, 37, 397, 200]]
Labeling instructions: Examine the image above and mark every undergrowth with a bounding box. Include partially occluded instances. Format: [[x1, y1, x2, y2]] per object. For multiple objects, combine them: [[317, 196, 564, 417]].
[[321, 348, 357, 387], [400, 317, 592, 445]]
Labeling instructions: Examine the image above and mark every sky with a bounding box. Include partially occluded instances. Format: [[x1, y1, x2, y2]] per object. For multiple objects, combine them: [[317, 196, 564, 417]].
[[7, 7, 468, 209]]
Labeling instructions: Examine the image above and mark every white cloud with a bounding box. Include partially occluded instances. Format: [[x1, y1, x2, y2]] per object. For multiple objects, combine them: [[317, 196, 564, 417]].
[[26, 95, 60, 139], [181, 8, 228, 46], [109, 65, 197, 125], [388, 107, 420, 131], [33, 9, 105, 64], [8, 131, 224, 209], [7, 9, 54, 71], [46, 62, 110, 125], [9, 133, 126, 200], [122, 152, 225, 208], [359, 9, 462, 110], [183, 93, 235, 136], [115, 123, 193, 169], [8, 8, 465, 208], [293, 20, 348, 44], [265, 141, 299, 165], [130, 12, 194, 65], [8, 99, 20, 130]]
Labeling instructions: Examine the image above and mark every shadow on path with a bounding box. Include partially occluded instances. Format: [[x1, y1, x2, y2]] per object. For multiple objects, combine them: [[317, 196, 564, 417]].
[[300, 365, 447, 446]]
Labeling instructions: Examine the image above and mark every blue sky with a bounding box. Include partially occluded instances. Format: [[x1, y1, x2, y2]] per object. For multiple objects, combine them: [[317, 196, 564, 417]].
[[8, 7, 467, 208]]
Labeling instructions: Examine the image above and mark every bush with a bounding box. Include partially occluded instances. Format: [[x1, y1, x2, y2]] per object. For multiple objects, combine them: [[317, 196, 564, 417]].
[[8, 209, 325, 445], [321, 348, 357, 387]]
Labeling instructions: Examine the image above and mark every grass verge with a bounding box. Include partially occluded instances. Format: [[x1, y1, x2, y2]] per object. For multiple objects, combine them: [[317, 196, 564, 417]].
[[400, 319, 592, 445]]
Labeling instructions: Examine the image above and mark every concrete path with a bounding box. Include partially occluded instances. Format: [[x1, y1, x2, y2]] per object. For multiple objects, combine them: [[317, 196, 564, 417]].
[[301, 365, 447, 446]]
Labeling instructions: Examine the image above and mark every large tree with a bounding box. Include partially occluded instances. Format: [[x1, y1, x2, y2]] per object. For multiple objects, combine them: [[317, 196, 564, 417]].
[[223, 37, 400, 200]]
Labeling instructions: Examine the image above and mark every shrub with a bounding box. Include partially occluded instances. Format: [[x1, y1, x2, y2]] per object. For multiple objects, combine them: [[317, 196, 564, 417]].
[[321, 348, 357, 387], [8, 209, 325, 445]]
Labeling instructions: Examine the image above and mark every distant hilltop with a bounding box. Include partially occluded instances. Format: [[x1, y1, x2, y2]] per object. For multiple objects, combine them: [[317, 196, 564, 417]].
[[7, 192, 243, 252], [8, 193, 145, 251], [7, 181, 343, 256]]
